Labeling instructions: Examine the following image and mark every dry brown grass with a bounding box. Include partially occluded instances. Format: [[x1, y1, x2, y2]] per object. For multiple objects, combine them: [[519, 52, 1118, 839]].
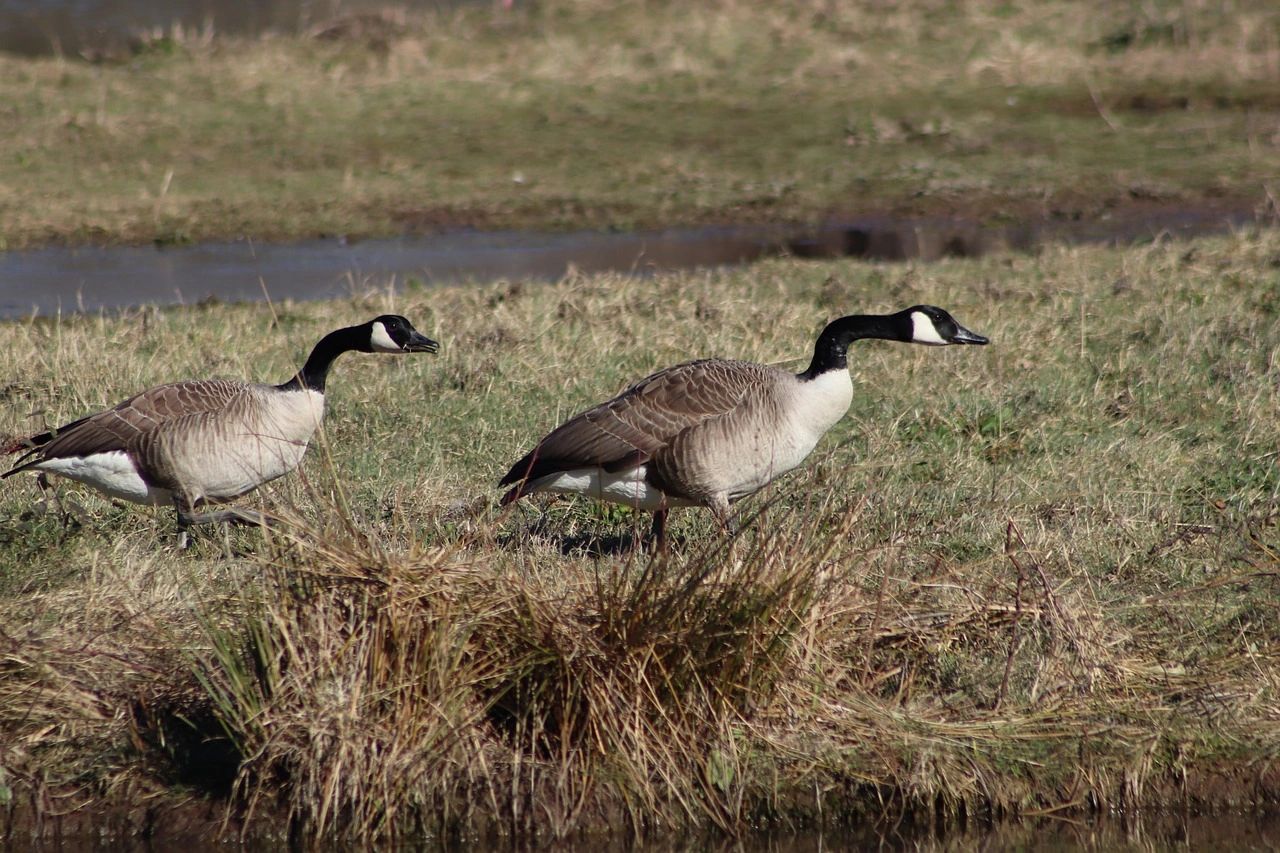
[[2, 229, 1280, 842], [186, 507, 830, 840]]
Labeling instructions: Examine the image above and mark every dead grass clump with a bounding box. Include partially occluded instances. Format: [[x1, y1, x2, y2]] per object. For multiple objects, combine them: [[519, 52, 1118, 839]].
[[188, 529, 495, 842], [0, 548, 240, 822], [186, 506, 831, 843], [477, 518, 833, 836], [0, 624, 134, 813]]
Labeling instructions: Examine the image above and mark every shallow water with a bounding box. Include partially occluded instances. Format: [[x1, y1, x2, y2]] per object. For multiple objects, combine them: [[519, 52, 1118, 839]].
[[0, 224, 793, 319], [0, 207, 1258, 320], [4, 811, 1280, 851]]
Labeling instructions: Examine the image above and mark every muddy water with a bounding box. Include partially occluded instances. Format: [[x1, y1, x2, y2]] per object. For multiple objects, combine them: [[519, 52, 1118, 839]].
[[0, 207, 1259, 320], [4, 811, 1280, 851]]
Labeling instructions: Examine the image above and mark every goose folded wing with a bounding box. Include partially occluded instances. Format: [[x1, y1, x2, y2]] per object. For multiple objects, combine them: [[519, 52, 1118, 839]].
[[503, 360, 763, 483], [22, 379, 248, 463]]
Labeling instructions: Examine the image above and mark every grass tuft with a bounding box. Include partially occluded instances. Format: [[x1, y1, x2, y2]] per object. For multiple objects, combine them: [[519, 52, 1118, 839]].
[[186, 501, 833, 841]]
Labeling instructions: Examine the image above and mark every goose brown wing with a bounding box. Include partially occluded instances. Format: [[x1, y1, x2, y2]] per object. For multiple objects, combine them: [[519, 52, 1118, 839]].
[[500, 359, 772, 486], [5, 380, 249, 472]]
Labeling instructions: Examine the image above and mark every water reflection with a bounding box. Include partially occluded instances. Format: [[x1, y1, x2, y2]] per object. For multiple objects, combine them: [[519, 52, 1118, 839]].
[[4, 812, 1280, 851], [676, 814, 1280, 852], [0, 206, 1257, 321]]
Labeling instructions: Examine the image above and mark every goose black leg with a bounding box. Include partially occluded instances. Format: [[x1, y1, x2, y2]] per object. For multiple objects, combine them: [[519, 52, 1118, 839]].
[[649, 508, 669, 552], [180, 507, 277, 528], [173, 495, 196, 549], [34, 472, 69, 527], [173, 494, 276, 547], [707, 494, 737, 535]]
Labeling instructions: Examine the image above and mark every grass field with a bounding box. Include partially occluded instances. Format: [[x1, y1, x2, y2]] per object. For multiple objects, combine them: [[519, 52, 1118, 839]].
[[1, 228, 1278, 842], [1, 0, 1278, 248]]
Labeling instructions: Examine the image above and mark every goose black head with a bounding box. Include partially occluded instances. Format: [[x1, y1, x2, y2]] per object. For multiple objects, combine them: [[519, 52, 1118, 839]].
[[901, 305, 989, 346], [367, 315, 440, 354]]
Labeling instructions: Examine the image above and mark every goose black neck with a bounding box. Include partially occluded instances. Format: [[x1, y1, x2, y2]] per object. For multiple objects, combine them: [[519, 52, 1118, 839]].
[[800, 314, 906, 380], [278, 325, 366, 392]]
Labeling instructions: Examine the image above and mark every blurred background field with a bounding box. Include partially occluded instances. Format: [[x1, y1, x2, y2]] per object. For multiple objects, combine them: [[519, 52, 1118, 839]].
[[0, 0, 1276, 248]]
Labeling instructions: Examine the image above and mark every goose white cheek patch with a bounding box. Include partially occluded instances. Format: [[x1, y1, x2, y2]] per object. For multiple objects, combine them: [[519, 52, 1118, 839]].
[[369, 321, 401, 352], [910, 311, 948, 345]]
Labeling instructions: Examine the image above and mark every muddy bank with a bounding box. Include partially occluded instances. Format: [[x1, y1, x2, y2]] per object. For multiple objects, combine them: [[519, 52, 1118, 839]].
[[0, 204, 1263, 320]]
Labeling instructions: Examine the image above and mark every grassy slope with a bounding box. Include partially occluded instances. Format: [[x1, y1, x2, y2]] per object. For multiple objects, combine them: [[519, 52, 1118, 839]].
[[0, 231, 1277, 839], [0, 0, 1278, 248]]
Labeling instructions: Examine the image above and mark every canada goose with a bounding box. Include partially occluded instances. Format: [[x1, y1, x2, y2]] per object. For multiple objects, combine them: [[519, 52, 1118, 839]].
[[499, 305, 987, 545], [3, 315, 438, 533]]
